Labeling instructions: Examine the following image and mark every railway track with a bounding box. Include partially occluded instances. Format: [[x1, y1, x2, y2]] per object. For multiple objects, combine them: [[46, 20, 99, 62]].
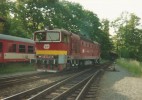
[[0, 72, 56, 89], [75, 69, 104, 100], [53, 70, 102, 100], [2, 62, 111, 100], [0, 63, 104, 90], [2, 64, 109, 100], [2, 68, 93, 100], [0, 68, 91, 90]]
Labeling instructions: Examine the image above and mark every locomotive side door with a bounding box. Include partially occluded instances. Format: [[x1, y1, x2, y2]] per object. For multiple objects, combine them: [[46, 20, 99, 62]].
[[62, 34, 70, 54], [0, 42, 3, 62]]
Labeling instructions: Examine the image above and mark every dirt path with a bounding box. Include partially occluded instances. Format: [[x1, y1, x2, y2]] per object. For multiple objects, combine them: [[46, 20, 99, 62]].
[[98, 64, 142, 100]]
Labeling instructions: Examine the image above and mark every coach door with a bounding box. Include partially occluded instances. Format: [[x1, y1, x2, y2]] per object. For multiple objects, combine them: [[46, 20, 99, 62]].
[[0, 42, 3, 61]]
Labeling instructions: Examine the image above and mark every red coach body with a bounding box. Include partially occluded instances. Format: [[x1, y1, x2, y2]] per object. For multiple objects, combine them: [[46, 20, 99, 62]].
[[0, 34, 35, 63]]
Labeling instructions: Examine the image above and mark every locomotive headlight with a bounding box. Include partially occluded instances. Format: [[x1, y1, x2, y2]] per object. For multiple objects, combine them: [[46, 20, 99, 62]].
[[82, 49, 85, 53]]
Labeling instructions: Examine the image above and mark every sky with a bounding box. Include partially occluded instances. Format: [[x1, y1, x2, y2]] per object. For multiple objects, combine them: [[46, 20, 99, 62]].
[[11, 0, 142, 21], [66, 0, 142, 21]]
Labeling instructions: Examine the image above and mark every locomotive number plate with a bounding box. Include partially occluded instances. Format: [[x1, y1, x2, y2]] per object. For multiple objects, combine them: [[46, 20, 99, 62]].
[[44, 44, 50, 49]]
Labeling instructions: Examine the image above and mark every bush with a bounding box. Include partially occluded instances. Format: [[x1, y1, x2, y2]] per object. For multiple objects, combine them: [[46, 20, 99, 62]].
[[0, 63, 36, 75], [117, 58, 142, 77]]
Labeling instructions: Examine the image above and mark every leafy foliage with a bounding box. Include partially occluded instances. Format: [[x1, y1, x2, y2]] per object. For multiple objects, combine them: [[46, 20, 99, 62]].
[[112, 12, 142, 61], [1, 0, 113, 59], [100, 19, 113, 59]]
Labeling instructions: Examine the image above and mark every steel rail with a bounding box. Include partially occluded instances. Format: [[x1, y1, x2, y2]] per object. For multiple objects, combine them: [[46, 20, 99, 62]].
[[75, 69, 101, 100], [52, 72, 95, 99], [3, 69, 91, 100], [28, 69, 91, 100]]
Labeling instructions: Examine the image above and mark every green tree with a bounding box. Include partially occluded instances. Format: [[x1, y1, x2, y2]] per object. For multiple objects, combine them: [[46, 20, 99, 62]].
[[2, 0, 114, 60], [112, 12, 142, 61], [100, 19, 113, 59]]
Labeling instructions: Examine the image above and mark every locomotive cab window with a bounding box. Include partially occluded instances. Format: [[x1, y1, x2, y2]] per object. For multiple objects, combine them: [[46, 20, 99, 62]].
[[62, 34, 68, 43], [34, 31, 60, 42], [0, 42, 2, 52], [35, 32, 46, 41], [19, 45, 26, 53]]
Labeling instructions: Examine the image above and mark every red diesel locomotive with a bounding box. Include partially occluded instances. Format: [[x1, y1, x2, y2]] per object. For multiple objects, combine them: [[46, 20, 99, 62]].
[[34, 29, 101, 72], [0, 34, 35, 64]]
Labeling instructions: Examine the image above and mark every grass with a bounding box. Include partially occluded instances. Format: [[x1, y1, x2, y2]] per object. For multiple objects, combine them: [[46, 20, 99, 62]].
[[116, 58, 142, 77], [0, 63, 36, 75], [100, 59, 110, 64]]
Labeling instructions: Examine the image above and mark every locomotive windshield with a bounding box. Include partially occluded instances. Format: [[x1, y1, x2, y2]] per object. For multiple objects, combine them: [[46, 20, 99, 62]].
[[47, 32, 60, 41], [35, 31, 60, 42]]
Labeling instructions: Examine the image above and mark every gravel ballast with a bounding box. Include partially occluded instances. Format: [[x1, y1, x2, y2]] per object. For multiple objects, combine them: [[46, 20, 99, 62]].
[[0, 72, 73, 99], [98, 64, 142, 100]]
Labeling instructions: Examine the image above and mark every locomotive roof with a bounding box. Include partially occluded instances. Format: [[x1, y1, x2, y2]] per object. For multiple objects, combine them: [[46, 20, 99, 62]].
[[80, 36, 99, 45], [35, 29, 72, 35], [34, 29, 99, 45], [0, 34, 34, 43]]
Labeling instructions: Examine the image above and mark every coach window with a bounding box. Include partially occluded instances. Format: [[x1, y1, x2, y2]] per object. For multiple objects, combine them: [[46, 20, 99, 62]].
[[28, 46, 34, 53], [8, 44, 16, 52], [0, 42, 2, 52], [19, 45, 26, 53]]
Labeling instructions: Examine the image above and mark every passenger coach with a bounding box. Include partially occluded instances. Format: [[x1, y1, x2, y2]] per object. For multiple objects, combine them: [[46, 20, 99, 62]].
[[0, 34, 35, 63]]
